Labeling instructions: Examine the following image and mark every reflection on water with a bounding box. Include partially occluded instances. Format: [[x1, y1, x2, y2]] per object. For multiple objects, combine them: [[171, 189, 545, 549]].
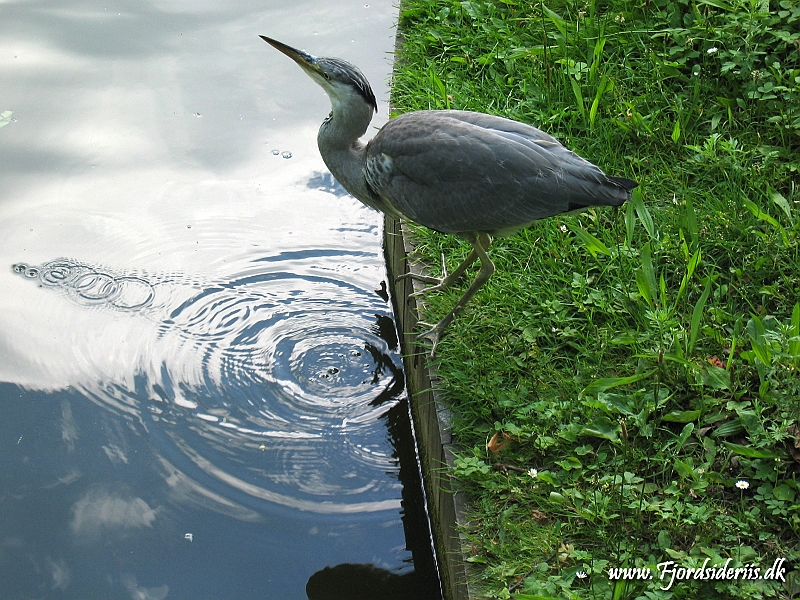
[[307, 563, 423, 600], [1, 253, 439, 598], [308, 171, 351, 198], [0, 0, 441, 596], [11, 255, 405, 513]]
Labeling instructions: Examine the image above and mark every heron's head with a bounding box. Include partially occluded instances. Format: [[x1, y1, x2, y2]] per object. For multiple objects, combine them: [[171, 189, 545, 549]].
[[260, 36, 377, 116]]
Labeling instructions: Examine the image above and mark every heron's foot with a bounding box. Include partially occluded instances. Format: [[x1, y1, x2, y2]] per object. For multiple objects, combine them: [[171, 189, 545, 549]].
[[397, 272, 442, 283], [416, 321, 447, 358], [397, 253, 450, 298], [408, 281, 449, 299], [397, 272, 442, 285]]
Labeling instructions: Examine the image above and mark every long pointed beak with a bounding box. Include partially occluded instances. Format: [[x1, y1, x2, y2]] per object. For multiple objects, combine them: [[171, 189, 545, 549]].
[[259, 35, 317, 69]]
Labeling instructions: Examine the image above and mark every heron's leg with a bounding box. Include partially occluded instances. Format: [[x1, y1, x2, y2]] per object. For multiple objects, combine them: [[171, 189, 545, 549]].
[[401, 234, 492, 297], [418, 232, 494, 356]]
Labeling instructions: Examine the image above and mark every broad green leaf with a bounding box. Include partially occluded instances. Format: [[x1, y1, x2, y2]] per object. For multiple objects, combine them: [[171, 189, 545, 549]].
[[542, 4, 567, 36], [568, 223, 611, 257], [632, 189, 655, 240], [466, 555, 488, 563], [589, 36, 606, 83], [662, 410, 701, 423], [635, 270, 653, 307], [684, 196, 698, 245], [701, 365, 730, 390], [597, 392, 636, 415], [624, 202, 635, 247], [712, 420, 745, 437], [636, 242, 657, 307], [743, 197, 780, 228], [789, 302, 800, 358], [570, 77, 585, 119], [611, 579, 630, 600], [428, 69, 450, 109], [555, 456, 583, 470], [657, 530, 672, 549], [770, 189, 793, 224], [674, 458, 696, 480], [746, 315, 773, 366], [688, 278, 712, 353], [580, 417, 620, 441], [675, 247, 701, 307], [696, 0, 734, 9], [611, 333, 637, 345], [536, 471, 557, 485], [589, 74, 612, 128], [675, 422, 695, 452], [671, 119, 681, 143], [773, 484, 796, 501], [580, 369, 656, 397], [722, 441, 780, 459], [743, 197, 789, 245]]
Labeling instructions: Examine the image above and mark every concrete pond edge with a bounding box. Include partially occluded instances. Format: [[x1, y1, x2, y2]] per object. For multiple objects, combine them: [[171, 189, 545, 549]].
[[383, 215, 476, 600]]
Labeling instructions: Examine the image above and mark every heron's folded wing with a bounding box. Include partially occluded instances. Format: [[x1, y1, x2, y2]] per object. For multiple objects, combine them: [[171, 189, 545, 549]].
[[365, 111, 630, 235]]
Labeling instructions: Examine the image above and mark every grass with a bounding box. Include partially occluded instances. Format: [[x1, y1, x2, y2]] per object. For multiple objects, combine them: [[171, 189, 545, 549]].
[[389, 0, 800, 598]]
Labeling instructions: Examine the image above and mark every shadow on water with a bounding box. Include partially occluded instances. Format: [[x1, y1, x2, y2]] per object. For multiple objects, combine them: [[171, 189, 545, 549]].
[[3, 257, 440, 599], [304, 391, 441, 600], [307, 563, 422, 600]]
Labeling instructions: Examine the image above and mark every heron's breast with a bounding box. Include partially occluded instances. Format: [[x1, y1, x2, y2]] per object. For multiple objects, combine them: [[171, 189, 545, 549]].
[[364, 152, 394, 194]]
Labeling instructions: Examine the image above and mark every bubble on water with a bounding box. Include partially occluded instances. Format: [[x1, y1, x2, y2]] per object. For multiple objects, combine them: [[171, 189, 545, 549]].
[[271, 149, 280, 156], [111, 277, 156, 310], [281, 151, 292, 159], [14, 258, 156, 311], [12, 263, 39, 279], [38, 260, 87, 286], [73, 272, 118, 302]]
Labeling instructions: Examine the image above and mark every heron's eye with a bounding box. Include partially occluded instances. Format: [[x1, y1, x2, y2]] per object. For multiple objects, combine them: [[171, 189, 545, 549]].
[[323, 72, 331, 81]]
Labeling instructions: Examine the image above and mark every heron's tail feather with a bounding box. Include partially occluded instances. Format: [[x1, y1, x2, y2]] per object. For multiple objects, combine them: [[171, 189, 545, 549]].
[[565, 174, 637, 212], [607, 176, 639, 191]]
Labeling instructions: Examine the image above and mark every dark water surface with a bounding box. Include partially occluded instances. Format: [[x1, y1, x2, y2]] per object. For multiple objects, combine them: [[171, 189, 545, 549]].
[[0, 1, 440, 598]]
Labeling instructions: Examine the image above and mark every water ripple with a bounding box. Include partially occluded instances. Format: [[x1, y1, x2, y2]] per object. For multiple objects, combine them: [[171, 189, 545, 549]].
[[13, 257, 403, 513], [14, 259, 156, 310]]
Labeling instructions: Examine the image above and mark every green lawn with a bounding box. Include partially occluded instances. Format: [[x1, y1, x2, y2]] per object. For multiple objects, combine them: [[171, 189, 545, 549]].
[[391, 0, 800, 598]]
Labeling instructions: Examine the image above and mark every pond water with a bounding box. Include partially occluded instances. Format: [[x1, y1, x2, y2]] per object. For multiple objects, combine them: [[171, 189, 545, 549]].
[[0, 1, 440, 598]]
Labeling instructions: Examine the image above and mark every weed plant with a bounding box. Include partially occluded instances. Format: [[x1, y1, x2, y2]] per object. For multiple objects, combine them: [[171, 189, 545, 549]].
[[391, 0, 800, 598]]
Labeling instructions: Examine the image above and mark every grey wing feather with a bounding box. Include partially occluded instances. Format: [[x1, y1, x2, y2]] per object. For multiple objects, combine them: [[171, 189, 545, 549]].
[[364, 110, 635, 235]]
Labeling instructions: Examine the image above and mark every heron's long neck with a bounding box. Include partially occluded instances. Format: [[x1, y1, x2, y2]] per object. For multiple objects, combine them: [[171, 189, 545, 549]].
[[317, 98, 375, 206]]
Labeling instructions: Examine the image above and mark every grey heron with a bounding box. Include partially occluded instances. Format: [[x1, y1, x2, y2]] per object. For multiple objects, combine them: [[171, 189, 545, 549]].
[[260, 36, 638, 355]]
